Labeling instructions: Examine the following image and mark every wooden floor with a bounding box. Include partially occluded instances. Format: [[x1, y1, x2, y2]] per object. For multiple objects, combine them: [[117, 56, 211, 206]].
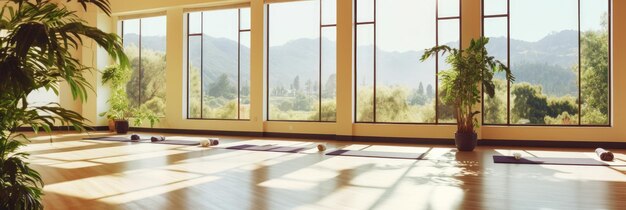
[[18, 131, 626, 210]]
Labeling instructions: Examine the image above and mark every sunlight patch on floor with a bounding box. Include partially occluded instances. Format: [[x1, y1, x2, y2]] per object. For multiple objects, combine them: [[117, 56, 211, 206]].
[[19, 141, 100, 152], [99, 176, 220, 204], [373, 183, 464, 210], [92, 150, 189, 164], [295, 186, 386, 210], [34, 143, 181, 161], [45, 168, 202, 200], [162, 150, 293, 175]]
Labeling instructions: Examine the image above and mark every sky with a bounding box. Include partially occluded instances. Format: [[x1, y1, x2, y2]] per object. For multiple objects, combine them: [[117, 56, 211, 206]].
[[123, 0, 609, 53]]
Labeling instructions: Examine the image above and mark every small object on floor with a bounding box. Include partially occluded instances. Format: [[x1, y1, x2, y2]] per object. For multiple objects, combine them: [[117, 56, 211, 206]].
[[209, 138, 219, 146], [151, 136, 159, 142], [130, 134, 140, 141], [317, 143, 327, 152], [160, 136, 166, 141], [513, 152, 522, 160], [595, 148, 614, 161], [200, 140, 210, 147]]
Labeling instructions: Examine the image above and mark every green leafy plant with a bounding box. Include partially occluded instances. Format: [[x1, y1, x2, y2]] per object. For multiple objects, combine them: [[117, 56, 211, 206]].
[[420, 37, 514, 134], [99, 65, 132, 120], [99, 65, 160, 127], [0, 0, 127, 209], [131, 105, 160, 128]]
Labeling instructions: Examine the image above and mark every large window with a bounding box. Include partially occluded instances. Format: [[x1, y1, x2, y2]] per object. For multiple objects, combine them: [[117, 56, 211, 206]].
[[355, 0, 460, 123], [482, 0, 611, 126], [186, 8, 251, 120], [267, 0, 337, 121], [121, 16, 167, 116]]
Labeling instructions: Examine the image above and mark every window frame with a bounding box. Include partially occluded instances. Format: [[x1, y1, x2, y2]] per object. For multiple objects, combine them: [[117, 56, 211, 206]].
[[185, 8, 251, 120], [480, 0, 612, 127], [120, 16, 167, 117], [353, 0, 462, 124], [265, 0, 338, 122]]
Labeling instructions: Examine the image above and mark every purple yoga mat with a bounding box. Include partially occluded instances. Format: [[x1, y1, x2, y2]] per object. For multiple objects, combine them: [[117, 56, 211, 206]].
[[325, 150, 425, 160], [225, 144, 307, 153], [151, 140, 200, 146], [492, 155, 617, 166], [83, 137, 148, 142]]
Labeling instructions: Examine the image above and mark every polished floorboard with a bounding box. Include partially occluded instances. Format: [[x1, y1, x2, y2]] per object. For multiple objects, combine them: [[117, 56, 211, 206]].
[[17, 131, 626, 210]]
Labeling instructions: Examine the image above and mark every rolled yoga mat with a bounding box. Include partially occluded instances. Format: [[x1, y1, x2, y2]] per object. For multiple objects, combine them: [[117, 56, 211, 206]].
[[200, 138, 219, 147], [225, 144, 308, 153], [595, 148, 614, 161], [492, 155, 622, 166], [83, 136, 148, 142], [325, 150, 426, 160]]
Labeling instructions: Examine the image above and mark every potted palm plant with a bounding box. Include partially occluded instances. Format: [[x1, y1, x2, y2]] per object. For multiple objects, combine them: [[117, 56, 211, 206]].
[[421, 37, 514, 151], [0, 0, 127, 209]]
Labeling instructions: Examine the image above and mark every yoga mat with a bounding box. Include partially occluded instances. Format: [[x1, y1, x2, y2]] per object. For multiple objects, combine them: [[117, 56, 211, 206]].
[[83, 137, 148, 142], [595, 148, 614, 161], [150, 140, 200, 146], [225, 144, 308, 153], [84, 137, 199, 146], [325, 150, 425, 160], [493, 155, 616, 166]]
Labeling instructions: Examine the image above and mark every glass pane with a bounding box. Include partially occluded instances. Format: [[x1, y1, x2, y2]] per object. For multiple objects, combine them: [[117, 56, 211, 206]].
[[356, 0, 374, 23], [122, 19, 141, 111], [188, 35, 202, 118], [437, 18, 460, 123], [240, 8, 251, 30], [484, 0, 508, 16], [322, 0, 337, 25], [27, 87, 60, 116], [240, 31, 251, 119], [355, 24, 374, 122], [510, 0, 578, 125], [438, 0, 460, 17], [580, 0, 609, 125], [27, 88, 59, 106], [321, 27, 336, 122], [483, 17, 508, 124], [189, 12, 202, 34], [268, 1, 320, 121], [140, 16, 167, 116], [202, 9, 239, 119], [376, 0, 436, 123]]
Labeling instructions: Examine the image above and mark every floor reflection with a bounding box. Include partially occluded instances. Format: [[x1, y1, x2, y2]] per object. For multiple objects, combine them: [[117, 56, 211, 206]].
[[17, 131, 626, 210]]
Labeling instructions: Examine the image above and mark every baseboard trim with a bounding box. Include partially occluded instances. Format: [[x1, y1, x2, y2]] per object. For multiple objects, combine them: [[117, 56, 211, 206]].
[[89, 127, 626, 149], [479, 139, 626, 149], [264, 132, 336, 140], [128, 127, 262, 137], [15, 126, 109, 132], [15, 125, 625, 148]]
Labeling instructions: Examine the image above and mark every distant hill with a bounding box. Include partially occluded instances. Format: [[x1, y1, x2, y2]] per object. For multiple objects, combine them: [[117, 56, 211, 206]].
[[124, 29, 579, 96]]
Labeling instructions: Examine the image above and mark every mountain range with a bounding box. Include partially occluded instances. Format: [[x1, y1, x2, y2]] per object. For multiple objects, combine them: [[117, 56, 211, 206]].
[[124, 29, 579, 97]]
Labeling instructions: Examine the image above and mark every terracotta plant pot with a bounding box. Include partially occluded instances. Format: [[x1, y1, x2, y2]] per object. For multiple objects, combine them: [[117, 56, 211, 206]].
[[114, 120, 129, 134], [455, 132, 477, 151], [108, 119, 116, 132]]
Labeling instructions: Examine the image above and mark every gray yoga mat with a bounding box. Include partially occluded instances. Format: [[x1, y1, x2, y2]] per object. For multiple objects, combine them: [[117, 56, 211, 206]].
[[492, 155, 620, 166], [84, 137, 199, 146], [83, 136, 148, 142], [225, 144, 308, 153], [325, 149, 426, 160]]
